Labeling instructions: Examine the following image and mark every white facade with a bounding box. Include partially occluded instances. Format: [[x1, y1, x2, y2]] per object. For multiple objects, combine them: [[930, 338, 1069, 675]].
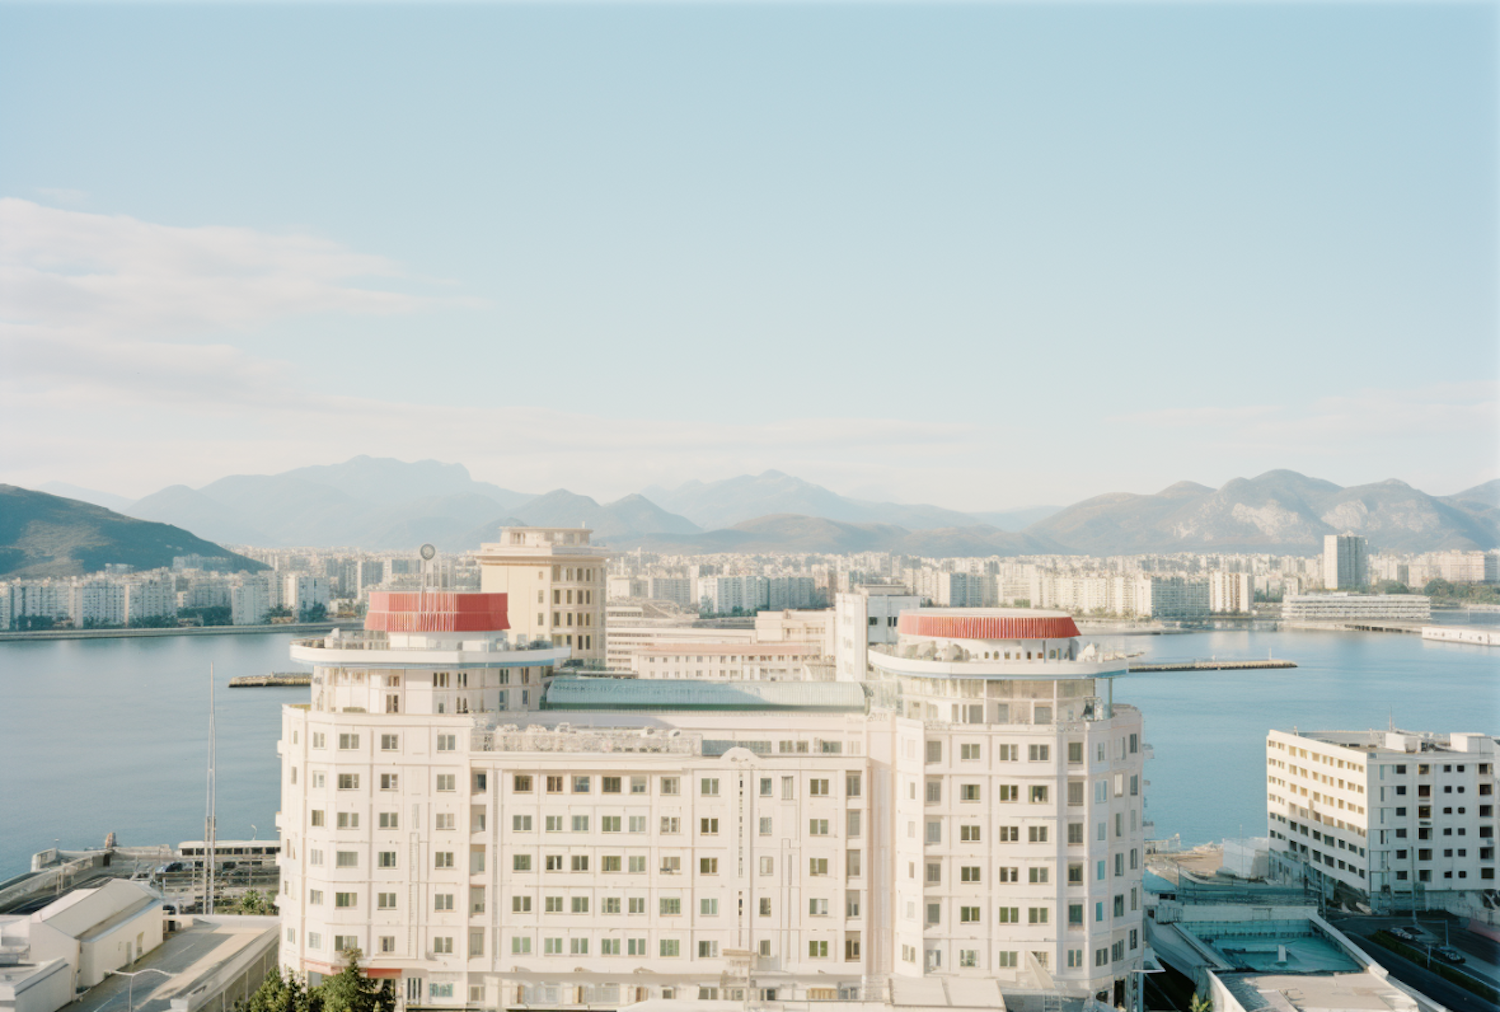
[[630, 642, 824, 681], [278, 603, 1151, 1009], [835, 586, 920, 683], [283, 575, 331, 618], [1281, 593, 1431, 622], [70, 580, 126, 627], [648, 578, 696, 610], [478, 528, 609, 664], [1265, 729, 1498, 910], [232, 576, 277, 626], [1207, 572, 1252, 615]]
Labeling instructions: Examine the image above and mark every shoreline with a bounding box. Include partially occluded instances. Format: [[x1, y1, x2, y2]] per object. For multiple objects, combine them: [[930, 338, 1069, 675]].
[[0, 621, 361, 644]]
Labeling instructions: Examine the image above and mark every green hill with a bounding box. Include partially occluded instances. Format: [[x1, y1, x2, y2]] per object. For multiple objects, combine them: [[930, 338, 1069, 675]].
[[0, 485, 268, 578]]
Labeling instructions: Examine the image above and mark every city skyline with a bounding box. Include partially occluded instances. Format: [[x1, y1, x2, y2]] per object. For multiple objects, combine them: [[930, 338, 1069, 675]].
[[2, 3, 1495, 508]]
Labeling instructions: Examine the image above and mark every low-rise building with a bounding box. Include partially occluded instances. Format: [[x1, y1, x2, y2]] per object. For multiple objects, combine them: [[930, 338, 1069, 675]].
[[1281, 593, 1431, 623]]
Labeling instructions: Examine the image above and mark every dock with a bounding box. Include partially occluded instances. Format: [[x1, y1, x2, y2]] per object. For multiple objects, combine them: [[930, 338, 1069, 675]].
[[227, 672, 311, 687], [1128, 659, 1297, 673]]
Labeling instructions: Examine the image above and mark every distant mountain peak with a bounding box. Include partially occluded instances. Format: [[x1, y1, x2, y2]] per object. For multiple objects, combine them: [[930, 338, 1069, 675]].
[[1158, 481, 1213, 497]]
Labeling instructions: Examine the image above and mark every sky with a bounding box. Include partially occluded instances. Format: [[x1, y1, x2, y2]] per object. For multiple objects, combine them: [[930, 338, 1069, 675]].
[[1, 1, 1496, 512]]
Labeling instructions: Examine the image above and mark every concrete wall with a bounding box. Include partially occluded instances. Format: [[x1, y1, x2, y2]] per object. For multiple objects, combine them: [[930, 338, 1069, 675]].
[[0, 960, 72, 1012]]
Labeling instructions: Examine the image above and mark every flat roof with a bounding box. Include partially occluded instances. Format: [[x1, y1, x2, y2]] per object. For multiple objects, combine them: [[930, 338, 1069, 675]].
[[542, 677, 868, 713]]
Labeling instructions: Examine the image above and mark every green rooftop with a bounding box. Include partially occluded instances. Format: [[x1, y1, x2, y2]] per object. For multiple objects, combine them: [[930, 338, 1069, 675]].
[[541, 677, 868, 713]]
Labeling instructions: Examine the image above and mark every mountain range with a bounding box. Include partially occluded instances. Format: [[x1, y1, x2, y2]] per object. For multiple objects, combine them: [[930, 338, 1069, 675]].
[[16, 458, 1498, 557], [0, 485, 267, 578]]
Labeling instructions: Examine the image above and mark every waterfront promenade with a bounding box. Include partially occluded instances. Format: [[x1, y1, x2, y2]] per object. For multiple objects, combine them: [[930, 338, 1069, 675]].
[[0, 620, 360, 643]]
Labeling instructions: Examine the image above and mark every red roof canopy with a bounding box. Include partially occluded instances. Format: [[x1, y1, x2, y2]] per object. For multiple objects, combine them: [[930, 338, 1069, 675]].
[[898, 612, 1080, 641], [364, 591, 509, 633]]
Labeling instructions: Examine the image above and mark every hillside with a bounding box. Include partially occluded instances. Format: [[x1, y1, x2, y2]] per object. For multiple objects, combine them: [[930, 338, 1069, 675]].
[[603, 513, 1068, 557], [0, 486, 267, 578], [642, 470, 1038, 531], [1024, 471, 1500, 553]]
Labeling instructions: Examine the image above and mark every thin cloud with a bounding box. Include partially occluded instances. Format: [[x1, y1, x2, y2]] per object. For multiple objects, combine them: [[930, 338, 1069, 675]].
[[0, 198, 467, 337]]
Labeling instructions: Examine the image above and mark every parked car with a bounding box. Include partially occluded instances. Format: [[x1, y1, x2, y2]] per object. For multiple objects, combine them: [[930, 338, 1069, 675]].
[[1434, 946, 1466, 965], [157, 861, 185, 874], [1389, 927, 1416, 942]]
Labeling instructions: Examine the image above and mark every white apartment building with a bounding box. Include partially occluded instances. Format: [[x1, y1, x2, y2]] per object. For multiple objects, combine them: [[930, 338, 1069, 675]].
[[0, 581, 73, 630], [1322, 534, 1368, 590], [232, 575, 278, 626], [835, 585, 920, 682], [1207, 572, 1252, 615], [277, 602, 1150, 1010], [1265, 729, 1498, 913], [1281, 593, 1431, 623], [699, 576, 770, 615], [648, 578, 695, 610], [284, 575, 332, 617], [70, 579, 127, 627], [478, 528, 609, 665], [123, 577, 177, 624]]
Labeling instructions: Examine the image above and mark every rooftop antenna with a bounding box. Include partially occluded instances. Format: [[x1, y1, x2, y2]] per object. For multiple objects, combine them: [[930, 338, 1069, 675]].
[[419, 543, 437, 601], [204, 663, 216, 914]]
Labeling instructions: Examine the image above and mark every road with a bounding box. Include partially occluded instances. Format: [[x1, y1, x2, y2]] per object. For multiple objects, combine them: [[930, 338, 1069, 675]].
[[1332, 916, 1500, 1012]]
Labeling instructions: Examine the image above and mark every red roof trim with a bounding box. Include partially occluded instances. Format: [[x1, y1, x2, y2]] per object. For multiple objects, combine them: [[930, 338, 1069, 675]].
[[364, 591, 510, 633], [898, 613, 1080, 641]]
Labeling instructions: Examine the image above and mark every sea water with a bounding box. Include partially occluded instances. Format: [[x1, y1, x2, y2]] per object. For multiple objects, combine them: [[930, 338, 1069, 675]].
[[1, 626, 1495, 878]]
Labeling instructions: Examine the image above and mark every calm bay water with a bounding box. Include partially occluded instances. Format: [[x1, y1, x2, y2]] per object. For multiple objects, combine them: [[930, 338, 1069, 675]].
[[1, 626, 1496, 878]]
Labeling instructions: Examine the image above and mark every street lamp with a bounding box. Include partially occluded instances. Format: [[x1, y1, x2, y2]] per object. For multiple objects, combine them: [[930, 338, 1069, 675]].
[[107, 968, 173, 1012]]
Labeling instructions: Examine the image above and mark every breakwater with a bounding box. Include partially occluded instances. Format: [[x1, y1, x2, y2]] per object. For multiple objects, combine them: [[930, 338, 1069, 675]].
[[1128, 659, 1297, 672], [228, 672, 312, 687], [0, 621, 359, 643]]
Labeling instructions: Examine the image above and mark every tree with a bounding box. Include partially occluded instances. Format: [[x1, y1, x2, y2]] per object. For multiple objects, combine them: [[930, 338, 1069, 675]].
[[1189, 993, 1214, 1012], [237, 889, 276, 915], [298, 603, 328, 623], [1423, 578, 1455, 598], [236, 967, 316, 1012], [319, 949, 393, 1012], [1374, 580, 1409, 595]]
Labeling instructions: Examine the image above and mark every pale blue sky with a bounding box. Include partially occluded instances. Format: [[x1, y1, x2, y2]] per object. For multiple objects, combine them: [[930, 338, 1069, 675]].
[[1, 2, 1495, 509]]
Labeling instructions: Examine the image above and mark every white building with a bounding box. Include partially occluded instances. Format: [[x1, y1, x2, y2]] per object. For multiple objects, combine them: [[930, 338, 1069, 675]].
[[1322, 534, 1368, 590], [69, 579, 126, 628], [122, 577, 177, 625], [630, 642, 825, 681], [1207, 572, 1252, 615], [0, 581, 72, 630], [0, 880, 164, 1005], [699, 576, 770, 615], [835, 585, 920, 682], [647, 578, 696, 610], [277, 602, 1151, 1009], [231, 575, 276, 626], [1281, 593, 1431, 623], [478, 528, 609, 664], [1265, 728, 1497, 912], [753, 610, 835, 659], [283, 575, 331, 618]]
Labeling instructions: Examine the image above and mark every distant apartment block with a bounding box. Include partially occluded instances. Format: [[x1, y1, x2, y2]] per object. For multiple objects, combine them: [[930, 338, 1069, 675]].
[[1323, 534, 1368, 590], [1208, 571, 1253, 614], [1266, 728, 1498, 913]]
